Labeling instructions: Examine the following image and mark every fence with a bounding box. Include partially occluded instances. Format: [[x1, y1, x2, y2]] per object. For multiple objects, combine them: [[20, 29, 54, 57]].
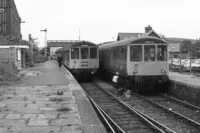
[[32, 54, 46, 64], [169, 58, 200, 73]]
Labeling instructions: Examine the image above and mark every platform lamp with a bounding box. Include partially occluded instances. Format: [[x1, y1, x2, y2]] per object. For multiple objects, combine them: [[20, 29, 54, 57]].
[[40, 29, 47, 59]]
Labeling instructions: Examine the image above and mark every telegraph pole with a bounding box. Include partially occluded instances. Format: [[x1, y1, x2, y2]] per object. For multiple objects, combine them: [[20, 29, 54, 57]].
[[79, 28, 80, 41]]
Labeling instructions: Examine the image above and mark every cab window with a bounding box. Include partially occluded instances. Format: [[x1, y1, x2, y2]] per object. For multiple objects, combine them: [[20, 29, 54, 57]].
[[71, 48, 79, 59], [144, 45, 155, 61], [130, 45, 142, 61], [157, 45, 167, 61], [81, 48, 89, 59], [90, 47, 97, 59]]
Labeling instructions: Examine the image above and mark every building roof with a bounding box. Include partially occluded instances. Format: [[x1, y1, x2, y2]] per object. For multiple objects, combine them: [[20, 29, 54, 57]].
[[0, 45, 29, 49], [168, 43, 180, 52], [117, 30, 166, 42], [117, 33, 143, 41], [165, 37, 196, 44], [99, 36, 167, 49]]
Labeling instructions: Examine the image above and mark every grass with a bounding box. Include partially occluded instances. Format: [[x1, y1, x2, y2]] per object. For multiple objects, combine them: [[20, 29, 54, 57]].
[[57, 107, 71, 112]]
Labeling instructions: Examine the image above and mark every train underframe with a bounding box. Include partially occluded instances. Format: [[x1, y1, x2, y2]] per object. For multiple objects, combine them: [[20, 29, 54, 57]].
[[128, 75, 169, 93], [100, 69, 169, 93], [65, 66, 98, 81]]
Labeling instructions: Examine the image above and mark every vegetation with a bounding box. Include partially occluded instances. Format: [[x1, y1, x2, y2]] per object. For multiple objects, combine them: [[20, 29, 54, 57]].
[[0, 63, 21, 82]]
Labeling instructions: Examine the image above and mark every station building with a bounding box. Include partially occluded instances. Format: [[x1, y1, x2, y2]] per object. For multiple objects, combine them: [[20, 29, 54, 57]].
[[0, 0, 29, 70]]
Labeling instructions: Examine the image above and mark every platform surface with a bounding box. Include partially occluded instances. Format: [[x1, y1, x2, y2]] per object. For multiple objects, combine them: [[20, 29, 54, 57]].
[[169, 72, 200, 88], [0, 60, 107, 133]]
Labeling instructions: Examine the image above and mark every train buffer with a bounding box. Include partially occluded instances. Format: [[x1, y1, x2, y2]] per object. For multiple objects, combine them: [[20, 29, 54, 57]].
[[0, 60, 107, 133]]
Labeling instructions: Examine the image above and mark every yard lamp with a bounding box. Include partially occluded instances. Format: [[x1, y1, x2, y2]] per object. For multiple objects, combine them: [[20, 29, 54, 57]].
[[40, 29, 47, 59]]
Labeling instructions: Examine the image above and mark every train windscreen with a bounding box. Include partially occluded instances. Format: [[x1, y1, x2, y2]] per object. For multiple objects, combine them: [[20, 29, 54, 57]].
[[130, 45, 142, 61], [157, 45, 167, 61], [71, 48, 79, 59], [144, 45, 155, 61], [90, 47, 97, 59], [81, 48, 89, 59]]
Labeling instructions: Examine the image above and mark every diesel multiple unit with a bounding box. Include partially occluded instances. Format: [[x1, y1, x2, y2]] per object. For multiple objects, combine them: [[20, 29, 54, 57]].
[[99, 36, 169, 93], [55, 41, 99, 80]]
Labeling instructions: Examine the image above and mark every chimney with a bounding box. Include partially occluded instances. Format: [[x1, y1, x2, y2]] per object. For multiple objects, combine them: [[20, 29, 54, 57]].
[[145, 25, 152, 33]]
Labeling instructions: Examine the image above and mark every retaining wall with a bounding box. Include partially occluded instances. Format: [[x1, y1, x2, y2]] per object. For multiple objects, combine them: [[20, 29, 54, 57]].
[[168, 79, 200, 107]]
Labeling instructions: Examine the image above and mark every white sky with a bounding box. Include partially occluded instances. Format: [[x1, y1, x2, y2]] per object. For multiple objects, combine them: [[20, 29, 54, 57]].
[[15, 0, 200, 47]]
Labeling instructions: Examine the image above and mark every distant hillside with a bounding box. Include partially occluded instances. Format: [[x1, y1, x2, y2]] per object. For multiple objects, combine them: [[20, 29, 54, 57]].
[[165, 37, 196, 44]]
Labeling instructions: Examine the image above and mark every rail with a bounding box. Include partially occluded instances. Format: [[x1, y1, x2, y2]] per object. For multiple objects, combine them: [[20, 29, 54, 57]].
[[81, 83, 166, 133]]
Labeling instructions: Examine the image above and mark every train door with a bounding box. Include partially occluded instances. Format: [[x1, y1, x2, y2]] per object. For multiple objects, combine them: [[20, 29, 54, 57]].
[[70, 47, 80, 69], [89, 47, 99, 69], [80, 47, 89, 68]]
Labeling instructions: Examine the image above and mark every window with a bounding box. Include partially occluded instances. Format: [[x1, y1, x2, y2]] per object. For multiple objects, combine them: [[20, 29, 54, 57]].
[[2, 12, 6, 22], [144, 45, 155, 61], [90, 47, 97, 59], [71, 48, 79, 59], [81, 48, 89, 59], [130, 45, 142, 61], [2, 0, 6, 7], [0, 0, 1, 6], [0, 13, 1, 24], [157, 45, 167, 61], [2, 24, 6, 33]]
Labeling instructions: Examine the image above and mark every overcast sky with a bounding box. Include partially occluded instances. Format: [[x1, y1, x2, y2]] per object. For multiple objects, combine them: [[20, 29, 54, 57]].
[[15, 0, 200, 47]]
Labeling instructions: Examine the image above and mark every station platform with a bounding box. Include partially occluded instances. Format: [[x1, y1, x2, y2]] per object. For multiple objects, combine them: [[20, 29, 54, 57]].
[[0, 60, 107, 133], [168, 72, 200, 107], [169, 72, 200, 87]]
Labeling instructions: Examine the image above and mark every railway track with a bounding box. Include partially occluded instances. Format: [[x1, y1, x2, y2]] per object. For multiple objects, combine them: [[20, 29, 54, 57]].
[[81, 83, 166, 133], [144, 93, 200, 125], [94, 80, 200, 133]]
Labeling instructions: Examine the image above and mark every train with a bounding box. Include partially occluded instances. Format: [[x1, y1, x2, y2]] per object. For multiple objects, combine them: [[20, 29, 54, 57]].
[[98, 36, 169, 93], [55, 41, 99, 80]]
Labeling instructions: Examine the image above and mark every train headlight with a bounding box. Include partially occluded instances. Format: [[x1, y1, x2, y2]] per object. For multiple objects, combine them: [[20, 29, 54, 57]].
[[85, 62, 88, 66], [82, 62, 84, 66], [133, 69, 138, 74], [161, 69, 166, 75]]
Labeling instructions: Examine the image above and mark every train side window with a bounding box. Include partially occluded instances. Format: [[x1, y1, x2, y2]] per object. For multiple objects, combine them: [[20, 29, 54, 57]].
[[157, 45, 167, 61], [71, 48, 79, 59], [130, 45, 142, 61], [90, 47, 97, 59], [144, 45, 155, 61], [81, 48, 89, 59]]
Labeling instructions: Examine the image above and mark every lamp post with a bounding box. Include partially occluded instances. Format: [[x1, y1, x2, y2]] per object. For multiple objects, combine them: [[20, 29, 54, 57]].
[[40, 29, 47, 59]]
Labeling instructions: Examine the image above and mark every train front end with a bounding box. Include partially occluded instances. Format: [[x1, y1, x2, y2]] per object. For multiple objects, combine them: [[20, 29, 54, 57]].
[[127, 39, 169, 93], [69, 44, 99, 80]]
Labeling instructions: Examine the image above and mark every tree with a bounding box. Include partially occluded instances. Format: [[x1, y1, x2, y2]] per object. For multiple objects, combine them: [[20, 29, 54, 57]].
[[181, 40, 192, 52]]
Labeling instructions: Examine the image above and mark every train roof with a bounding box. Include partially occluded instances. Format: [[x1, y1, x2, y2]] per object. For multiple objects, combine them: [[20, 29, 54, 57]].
[[55, 41, 97, 53], [99, 36, 168, 49]]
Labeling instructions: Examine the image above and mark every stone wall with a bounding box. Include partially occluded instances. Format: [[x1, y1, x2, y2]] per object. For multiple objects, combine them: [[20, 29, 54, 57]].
[[168, 79, 200, 107], [0, 47, 22, 70]]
